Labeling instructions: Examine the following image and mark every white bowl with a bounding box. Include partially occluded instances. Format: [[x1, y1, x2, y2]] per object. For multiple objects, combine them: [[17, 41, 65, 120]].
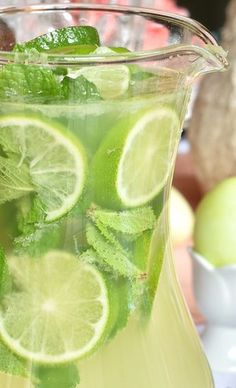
[[190, 249, 236, 373]]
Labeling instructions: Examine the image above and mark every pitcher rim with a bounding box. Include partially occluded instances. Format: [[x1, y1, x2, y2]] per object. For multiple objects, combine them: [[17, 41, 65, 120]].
[[0, 3, 228, 69]]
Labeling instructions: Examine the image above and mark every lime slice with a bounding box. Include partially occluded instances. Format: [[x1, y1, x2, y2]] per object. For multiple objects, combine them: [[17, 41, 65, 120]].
[[0, 251, 109, 364], [90, 106, 180, 208], [14, 26, 100, 53], [68, 49, 130, 99], [0, 115, 87, 221]]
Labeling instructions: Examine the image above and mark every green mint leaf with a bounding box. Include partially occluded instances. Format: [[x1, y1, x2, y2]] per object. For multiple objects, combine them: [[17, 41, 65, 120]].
[[0, 64, 61, 103], [80, 248, 112, 273], [33, 363, 79, 388], [0, 202, 18, 252], [0, 341, 28, 378], [88, 206, 128, 253], [115, 231, 140, 243], [0, 156, 34, 205], [53, 67, 68, 76], [15, 196, 61, 257], [16, 196, 46, 234], [14, 223, 61, 257], [61, 75, 102, 102], [14, 26, 100, 53], [90, 206, 156, 234], [86, 222, 140, 279], [80, 249, 131, 284]]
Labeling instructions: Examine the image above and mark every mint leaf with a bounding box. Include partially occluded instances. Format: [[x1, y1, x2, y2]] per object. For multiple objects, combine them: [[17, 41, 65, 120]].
[[15, 196, 61, 257], [0, 64, 61, 103], [88, 206, 128, 252], [33, 364, 79, 388], [16, 196, 46, 234], [0, 202, 18, 252], [0, 341, 28, 378], [0, 156, 34, 205], [53, 67, 68, 76], [14, 26, 100, 53], [61, 75, 102, 102], [80, 248, 112, 273], [90, 206, 156, 234], [14, 223, 61, 257], [86, 222, 140, 279]]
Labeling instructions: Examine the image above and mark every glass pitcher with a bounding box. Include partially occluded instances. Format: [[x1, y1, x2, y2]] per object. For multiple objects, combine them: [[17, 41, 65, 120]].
[[0, 4, 228, 388]]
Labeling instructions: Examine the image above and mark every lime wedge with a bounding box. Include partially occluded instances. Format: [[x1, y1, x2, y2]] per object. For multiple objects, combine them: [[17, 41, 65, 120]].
[[14, 26, 100, 53], [90, 106, 180, 208], [69, 62, 130, 99], [0, 115, 87, 221], [0, 251, 109, 364]]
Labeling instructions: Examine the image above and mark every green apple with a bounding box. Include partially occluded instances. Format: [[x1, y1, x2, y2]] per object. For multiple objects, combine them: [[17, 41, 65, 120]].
[[194, 177, 236, 267]]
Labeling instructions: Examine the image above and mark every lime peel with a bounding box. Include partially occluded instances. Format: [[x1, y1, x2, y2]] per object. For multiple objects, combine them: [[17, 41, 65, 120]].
[[91, 106, 180, 208]]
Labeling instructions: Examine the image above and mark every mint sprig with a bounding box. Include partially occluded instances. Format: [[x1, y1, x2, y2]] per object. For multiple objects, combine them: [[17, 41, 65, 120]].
[[84, 205, 156, 279], [89, 205, 156, 234], [13, 196, 61, 257], [88, 206, 130, 252], [80, 248, 112, 274], [61, 75, 102, 102], [0, 64, 103, 104], [0, 64, 61, 103], [86, 222, 140, 279]]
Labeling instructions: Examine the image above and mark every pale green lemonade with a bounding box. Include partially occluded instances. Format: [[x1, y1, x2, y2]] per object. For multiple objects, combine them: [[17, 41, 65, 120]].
[[0, 10, 217, 388]]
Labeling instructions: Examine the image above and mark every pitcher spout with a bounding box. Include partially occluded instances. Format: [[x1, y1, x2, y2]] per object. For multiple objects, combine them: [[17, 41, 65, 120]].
[[177, 43, 229, 79], [141, 11, 229, 80]]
